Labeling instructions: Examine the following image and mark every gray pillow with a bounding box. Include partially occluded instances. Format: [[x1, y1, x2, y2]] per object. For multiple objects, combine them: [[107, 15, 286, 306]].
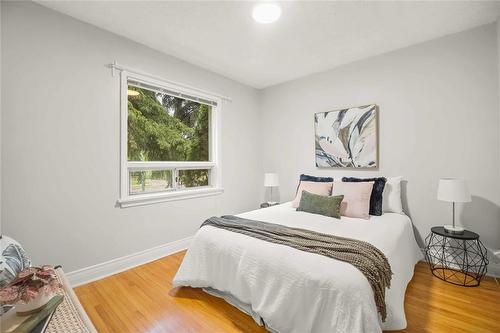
[[296, 190, 344, 219], [0, 235, 31, 287]]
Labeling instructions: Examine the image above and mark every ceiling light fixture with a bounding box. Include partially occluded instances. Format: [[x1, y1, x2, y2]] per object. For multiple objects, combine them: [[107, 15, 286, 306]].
[[252, 3, 281, 24]]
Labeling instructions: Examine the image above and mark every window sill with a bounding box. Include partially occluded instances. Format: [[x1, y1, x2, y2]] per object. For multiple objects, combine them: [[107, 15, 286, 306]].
[[117, 187, 224, 208]]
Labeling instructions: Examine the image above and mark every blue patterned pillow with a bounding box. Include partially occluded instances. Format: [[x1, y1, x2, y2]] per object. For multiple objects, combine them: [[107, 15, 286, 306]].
[[0, 235, 31, 287], [299, 174, 334, 182]]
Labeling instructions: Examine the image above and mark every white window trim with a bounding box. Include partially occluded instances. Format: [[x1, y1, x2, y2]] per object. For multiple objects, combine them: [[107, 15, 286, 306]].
[[117, 71, 223, 208]]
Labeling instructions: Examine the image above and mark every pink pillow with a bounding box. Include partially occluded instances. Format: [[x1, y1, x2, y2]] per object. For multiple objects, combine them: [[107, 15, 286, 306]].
[[332, 181, 374, 219], [292, 181, 333, 208]]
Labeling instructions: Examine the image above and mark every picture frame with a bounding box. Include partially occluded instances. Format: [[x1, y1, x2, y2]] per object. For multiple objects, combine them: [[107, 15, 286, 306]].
[[314, 104, 378, 168]]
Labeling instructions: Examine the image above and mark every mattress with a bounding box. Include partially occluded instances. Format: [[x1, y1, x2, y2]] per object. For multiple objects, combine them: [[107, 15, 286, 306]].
[[173, 202, 422, 333]]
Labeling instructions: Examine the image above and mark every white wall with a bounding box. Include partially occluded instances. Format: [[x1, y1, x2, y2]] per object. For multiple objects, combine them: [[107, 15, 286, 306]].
[[260, 24, 500, 250], [1, 2, 262, 272], [496, 18, 500, 266], [0, 1, 2, 236], [2, 2, 500, 275]]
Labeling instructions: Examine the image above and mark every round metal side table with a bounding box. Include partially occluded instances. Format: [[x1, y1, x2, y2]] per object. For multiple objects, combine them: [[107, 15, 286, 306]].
[[424, 227, 488, 287]]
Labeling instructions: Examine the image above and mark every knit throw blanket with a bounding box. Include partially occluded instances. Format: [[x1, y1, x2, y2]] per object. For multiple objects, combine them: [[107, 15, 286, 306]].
[[201, 215, 393, 321]]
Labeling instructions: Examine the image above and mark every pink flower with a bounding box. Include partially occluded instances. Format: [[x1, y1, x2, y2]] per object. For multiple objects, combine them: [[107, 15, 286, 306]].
[[0, 265, 60, 304], [43, 279, 61, 294], [0, 286, 19, 304], [35, 270, 52, 280], [17, 267, 38, 279], [20, 286, 39, 303]]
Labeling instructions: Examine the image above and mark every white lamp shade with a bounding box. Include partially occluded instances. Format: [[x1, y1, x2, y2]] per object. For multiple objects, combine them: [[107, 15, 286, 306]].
[[437, 178, 471, 203], [264, 173, 279, 187]]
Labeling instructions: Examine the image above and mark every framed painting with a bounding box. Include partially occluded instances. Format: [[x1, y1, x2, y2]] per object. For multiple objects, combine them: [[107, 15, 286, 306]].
[[315, 104, 378, 168]]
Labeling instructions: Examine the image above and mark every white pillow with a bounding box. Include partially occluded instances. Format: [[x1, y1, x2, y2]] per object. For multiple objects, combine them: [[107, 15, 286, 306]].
[[382, 176, 403, 214]]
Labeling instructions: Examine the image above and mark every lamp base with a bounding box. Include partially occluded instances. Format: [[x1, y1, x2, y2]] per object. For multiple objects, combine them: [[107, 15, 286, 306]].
[[444, 225, 465, 235]]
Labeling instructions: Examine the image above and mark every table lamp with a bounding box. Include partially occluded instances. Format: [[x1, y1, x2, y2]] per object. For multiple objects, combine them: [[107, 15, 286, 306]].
[[264, 173, 279, 205], [437, 178, 471, 234]]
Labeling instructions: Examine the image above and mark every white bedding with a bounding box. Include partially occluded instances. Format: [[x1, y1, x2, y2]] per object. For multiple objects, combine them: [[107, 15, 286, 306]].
[[173, 202, 422, 333]]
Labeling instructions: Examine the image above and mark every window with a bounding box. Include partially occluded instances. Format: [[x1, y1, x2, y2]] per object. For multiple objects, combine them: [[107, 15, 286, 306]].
[[118, 72, 222, 207]]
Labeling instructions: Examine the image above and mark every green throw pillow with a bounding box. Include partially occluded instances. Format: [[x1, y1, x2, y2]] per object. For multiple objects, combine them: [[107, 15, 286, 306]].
[[296, 190, 344, 219]]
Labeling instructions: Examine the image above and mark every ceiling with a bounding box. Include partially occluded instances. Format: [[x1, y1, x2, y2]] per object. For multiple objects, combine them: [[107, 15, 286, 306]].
[[36, 1, 500, 89]]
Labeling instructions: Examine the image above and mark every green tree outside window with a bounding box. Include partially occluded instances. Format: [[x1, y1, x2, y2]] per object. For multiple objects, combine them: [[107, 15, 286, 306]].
[[128, 87, 210, 191]]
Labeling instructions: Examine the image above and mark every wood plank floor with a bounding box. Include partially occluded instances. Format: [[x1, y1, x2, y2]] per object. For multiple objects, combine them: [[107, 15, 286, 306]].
[[75, 251, 500, 333]]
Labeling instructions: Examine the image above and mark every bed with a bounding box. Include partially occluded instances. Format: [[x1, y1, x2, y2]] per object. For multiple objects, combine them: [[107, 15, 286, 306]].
[[173, 202, 422, 333]]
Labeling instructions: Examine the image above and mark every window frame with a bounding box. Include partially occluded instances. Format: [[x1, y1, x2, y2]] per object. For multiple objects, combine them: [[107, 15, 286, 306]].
[[117, 71, 223, 208]]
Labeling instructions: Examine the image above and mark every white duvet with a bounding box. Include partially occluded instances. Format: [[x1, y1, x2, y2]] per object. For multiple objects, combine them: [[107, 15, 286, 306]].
[[173, 203, 422, 333]]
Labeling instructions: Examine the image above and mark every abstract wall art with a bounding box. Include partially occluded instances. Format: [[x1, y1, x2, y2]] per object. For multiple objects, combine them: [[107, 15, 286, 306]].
[[315, 104, 378, 168]]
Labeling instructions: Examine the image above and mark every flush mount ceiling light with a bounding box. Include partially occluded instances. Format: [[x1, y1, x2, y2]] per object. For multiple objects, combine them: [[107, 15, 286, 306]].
[[252, 3, 281, 24]]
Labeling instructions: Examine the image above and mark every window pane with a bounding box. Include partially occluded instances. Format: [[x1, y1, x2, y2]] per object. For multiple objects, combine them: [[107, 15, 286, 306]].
[[178, 169, 209, 189], [129, 170, 174, 195], [127, 85, 210, 162]]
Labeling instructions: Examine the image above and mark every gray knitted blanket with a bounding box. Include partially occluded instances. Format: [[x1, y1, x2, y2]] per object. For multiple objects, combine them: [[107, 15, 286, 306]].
[[201, 215, 393, 321]]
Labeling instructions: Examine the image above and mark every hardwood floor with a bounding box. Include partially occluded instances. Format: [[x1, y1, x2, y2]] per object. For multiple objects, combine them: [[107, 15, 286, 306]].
[[75, 251, 500, 333]]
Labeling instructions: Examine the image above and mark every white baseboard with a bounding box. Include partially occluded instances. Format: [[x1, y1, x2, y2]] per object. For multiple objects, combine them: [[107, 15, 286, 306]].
[[66, 236, 193, 287]]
